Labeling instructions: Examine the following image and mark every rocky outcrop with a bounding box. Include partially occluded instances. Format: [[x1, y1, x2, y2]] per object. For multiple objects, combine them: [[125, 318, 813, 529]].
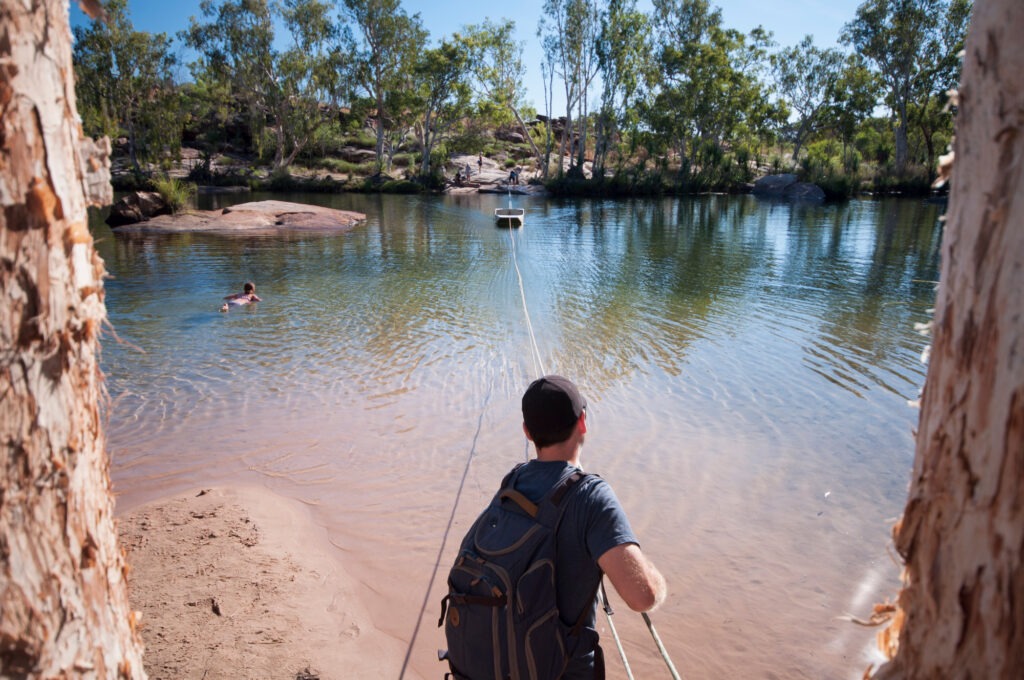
[[110, 200, 366, 235], [751, 174, 825, 202], [495, 129, 526, 144], [105, 191, 171, 226], [337, 146, 377, 164]]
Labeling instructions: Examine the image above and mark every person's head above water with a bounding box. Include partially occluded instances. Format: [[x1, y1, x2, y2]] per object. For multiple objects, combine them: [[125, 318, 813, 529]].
[[521, 375, 587, 450], [243, 282, 256, 294]]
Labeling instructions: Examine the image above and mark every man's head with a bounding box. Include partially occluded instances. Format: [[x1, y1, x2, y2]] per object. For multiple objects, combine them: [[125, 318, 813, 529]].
[[243, 282, 256, 294], [522, 375, 587, 449]]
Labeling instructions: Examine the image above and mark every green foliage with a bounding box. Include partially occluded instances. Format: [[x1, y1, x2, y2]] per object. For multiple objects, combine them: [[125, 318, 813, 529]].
[[771, 35, 845, 163], [855, 119, 895, 166], [78, 0, 964, 200], [73, 0, 180, 172], [183, 0, 346, 170], [798, 139, 863, 199], [341, 0, 428, 171], [869, 166, 933, 194], [379, 180, 422, 194], [410, 37, 474, 177], [646, 0, 777, 186], [842, 0, 970, 174], [151, 176, 196, 213], [314, 157, 376, 176]]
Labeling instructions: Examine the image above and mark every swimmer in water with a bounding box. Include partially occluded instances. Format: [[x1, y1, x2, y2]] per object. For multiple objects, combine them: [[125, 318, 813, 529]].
[[220, 282, 261, 312]]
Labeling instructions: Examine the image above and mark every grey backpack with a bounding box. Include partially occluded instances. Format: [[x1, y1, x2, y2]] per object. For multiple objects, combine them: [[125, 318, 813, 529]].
[[438, 464, 600, 680]]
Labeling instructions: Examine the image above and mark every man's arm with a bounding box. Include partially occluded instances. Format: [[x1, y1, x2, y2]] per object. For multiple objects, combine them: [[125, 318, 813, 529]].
[[597, 543, 667, 612]]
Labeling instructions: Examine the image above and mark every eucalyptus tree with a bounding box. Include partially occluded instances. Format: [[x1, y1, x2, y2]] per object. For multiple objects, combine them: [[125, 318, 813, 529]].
[[72, 0, 179, 174], [539, 0, 601, 177], [647, 0, 774, 185], [411, 39, 474, 178], [184, 0, 344, 170], [826, 54, 880, 163], [594, 0, 652, 176], [842, 0, 972, 175], [460, 20, 545, 172], [771, 36, 845, 165], [276, 0, 348, 168], [183, 0, 276, 161], [3, 1, 146, 675], [341, 0, 426, 172]]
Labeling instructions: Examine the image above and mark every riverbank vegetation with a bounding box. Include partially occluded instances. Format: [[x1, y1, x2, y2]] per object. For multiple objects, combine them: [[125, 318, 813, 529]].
[[72, 0, 971, 199]]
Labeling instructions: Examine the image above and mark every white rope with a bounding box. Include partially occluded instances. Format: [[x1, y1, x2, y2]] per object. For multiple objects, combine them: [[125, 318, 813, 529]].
[[505, 224, 546, 377], [599, 585, 635, 680], [504, 214, 681, 679], [643, 612, 682, 679]]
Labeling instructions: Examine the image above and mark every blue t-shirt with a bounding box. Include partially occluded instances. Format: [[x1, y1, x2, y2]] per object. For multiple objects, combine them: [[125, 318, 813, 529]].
[[511, 460, 639, 676]]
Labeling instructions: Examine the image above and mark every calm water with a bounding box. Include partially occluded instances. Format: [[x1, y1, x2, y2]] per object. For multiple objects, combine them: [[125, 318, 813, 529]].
[[91, 192, 942, 679]]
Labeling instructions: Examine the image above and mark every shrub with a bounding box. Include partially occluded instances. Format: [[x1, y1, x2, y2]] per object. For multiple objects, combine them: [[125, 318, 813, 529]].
[[151, 176, 196, 214]]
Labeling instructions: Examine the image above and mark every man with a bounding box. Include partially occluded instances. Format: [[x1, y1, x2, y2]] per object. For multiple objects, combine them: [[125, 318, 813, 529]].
[[515, 375, 667, 678]]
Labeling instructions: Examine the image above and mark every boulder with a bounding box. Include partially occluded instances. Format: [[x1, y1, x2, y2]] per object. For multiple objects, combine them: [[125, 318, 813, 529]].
[[110, 200, 366, 235], [105, 191, 171, 227], [785, 182, 826, 202], [751, 173, 825, 202], [495, 129, 526, 144], [751, 173, 798, 195], [337, 146, 377, 164]]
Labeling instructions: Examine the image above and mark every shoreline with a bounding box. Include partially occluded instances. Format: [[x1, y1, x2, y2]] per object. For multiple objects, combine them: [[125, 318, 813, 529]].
[[118, 486, 407, 680]]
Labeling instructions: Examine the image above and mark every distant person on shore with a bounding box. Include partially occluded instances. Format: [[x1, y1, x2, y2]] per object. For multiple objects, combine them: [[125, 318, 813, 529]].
[[220, 282, 261, 312], [478, 153, 483, 175], [465, 162, 472, 178]]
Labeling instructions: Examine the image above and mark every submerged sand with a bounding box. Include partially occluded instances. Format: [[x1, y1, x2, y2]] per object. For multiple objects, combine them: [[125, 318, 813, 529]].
[[118, 486, 404, 680]]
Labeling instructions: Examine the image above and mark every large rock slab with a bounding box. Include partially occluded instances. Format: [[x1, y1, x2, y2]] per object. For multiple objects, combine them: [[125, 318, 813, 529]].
[[111, 200, 366, 235]]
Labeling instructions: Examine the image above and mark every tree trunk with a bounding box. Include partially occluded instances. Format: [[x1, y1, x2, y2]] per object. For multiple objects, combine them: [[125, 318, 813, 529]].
[[510, 107, 543, 177], [375, 88, 386, 173], [872, 1, 1023, 677], [0, 2, 146, 678], [893, 91, 910, 175]]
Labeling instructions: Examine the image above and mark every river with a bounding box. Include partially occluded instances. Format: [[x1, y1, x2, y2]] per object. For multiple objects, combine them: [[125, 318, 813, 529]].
[[91, 191, 943, 679]]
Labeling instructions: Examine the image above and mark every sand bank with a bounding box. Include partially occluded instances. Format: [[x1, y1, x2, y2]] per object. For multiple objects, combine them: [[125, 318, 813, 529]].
[[118, 486, 407, 680]]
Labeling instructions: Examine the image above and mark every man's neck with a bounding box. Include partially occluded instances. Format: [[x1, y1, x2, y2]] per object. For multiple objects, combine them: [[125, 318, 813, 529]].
[[535, 444, 581, 468]]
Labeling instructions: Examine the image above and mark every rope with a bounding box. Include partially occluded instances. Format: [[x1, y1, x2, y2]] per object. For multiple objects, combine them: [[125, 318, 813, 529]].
[[643, 612, 682, 680], [599, 582, 635, 680], [398, 383, 493, 680], [505, 221, 642, 678], [505, 222, 545, 377], [505, 217, 683, 679], [417, 212, 682, 680]]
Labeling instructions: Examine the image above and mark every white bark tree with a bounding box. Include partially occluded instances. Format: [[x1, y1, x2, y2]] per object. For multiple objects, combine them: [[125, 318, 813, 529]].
[[872, 0, 1023, 677], [0, 1, 145, 677]]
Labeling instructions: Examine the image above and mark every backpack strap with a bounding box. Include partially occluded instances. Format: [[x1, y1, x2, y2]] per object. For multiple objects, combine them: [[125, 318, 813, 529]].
[[437, 590, 509, 627], [498, 489, 538, 517]]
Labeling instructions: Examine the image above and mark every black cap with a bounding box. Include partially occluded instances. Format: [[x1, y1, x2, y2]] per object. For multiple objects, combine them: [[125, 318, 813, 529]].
[[522, 375, 587, 440]]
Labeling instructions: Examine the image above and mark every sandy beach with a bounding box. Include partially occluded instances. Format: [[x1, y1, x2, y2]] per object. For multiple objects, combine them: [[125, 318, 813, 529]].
[[118, 486, 407, 680]]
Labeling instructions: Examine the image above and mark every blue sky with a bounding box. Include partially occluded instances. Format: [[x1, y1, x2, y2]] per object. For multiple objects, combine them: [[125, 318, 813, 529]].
[[70, 0, 863, 111]]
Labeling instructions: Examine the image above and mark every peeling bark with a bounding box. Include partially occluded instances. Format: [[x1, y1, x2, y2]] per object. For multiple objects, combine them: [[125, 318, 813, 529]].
[[873, 0, 1024, 678], [1, 1, 145, 678]]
